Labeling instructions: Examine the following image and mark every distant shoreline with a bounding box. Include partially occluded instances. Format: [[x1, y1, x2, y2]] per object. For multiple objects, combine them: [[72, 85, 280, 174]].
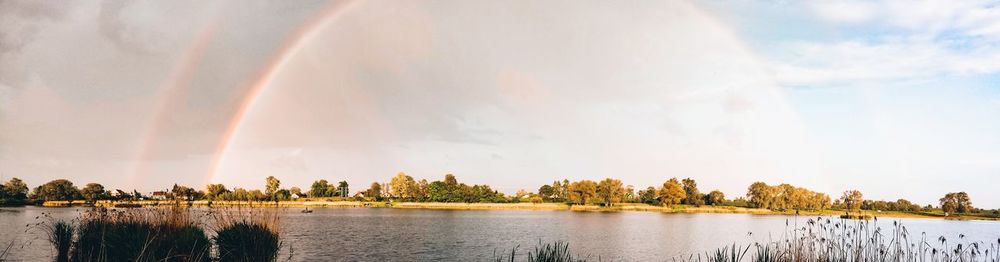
[[31, 200, 998, 221]]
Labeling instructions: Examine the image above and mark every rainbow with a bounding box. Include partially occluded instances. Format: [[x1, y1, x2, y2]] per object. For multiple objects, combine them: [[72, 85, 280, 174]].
[[129, 25, 216, 185], [205, 0, 362, 184]]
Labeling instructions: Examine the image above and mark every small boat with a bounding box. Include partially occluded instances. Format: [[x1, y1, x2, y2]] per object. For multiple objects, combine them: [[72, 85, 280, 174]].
[[301, 207, 313, 213]]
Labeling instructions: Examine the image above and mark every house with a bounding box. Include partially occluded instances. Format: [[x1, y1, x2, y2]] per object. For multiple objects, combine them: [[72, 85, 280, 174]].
[[150, 191, 169, 200]]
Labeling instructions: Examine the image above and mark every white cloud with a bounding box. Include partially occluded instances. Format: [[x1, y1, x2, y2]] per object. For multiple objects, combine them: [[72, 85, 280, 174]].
[[770, 39, 1000, 86], [766, 0, 1000, 87], [808, 1, 878, 24]]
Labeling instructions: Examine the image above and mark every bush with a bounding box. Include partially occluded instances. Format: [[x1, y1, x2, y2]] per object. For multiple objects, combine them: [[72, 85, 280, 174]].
[[73, 208, 211, 262], [46, 220, 74, 262], [213, 209, 281, 262]]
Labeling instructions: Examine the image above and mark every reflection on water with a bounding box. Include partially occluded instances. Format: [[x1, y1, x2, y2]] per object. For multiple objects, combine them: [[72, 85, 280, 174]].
[[1, 206, 998, 261]]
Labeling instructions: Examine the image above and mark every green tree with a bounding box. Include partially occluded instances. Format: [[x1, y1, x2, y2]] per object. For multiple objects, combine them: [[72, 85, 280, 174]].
[[940, 192, 972, 215], [444, 174, 458, 187], [895, 199, 917, 212], [551, 181, 564, 201], [561, 179, 570, 200], [746, 182, 774, 209], [841, 190, 863, 213], [366, 182, 382, 200], [415, 179, 428, 201], [273, 189, 292, 201], [30, 179, 81, 202], [658, 178, 685, 206], [681, 178, 703, 206], [638, 186, 658, 204], [809, 192, 831, 210], [568, 180, 597, 205], [114, 189, 132, 200], [309, 180, 331, 198], [775, 184, 797, 210], [231, 188, 249, 201], [171, 184, 196, 201], [265, 176, 281, 199], [427, 181, 448, 202], [4, 178, 29, 201], [337, 181, 350, 197], [538, 184, 555, 201], [205, 184, 230, 200], [625, 185, 636, 203], [132, 190, 145, 200], [390, 172, 417, 200], [704, 190, 725, 206], [248, 189, 266, 201], [289, 187, 303, 197], [955, 192, 972, 213], [80, 183, 106, 203], [595, 178, 625, 206]]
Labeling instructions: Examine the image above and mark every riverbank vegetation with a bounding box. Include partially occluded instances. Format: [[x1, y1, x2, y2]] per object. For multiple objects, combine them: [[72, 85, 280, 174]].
[[212, 209, 282, 262], [698, 218, 1000, 261], [39, 208, 280, 262], [492, 218, 1000, 262], [0, 178, 29, 206], [493, 241, 587, 262], [7, 173, 1000, 220]]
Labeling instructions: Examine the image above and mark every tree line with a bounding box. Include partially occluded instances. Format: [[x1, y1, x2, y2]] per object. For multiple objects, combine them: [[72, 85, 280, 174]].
[[0, 175, 989, 217]]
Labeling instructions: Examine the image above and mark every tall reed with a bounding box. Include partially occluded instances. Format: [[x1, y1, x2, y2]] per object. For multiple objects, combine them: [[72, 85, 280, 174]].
[[680, 217, 1000, 262], [492, 218, 1000, 262], [45, 220, 74, 262], [210, 208, 282, 262], [494, 240, 587, 262], [73, 207, 211, 262], [39, 208, 211, 262]]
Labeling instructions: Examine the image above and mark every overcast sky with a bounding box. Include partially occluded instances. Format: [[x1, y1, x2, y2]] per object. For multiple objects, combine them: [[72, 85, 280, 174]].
[[2, 0, 999, 207]]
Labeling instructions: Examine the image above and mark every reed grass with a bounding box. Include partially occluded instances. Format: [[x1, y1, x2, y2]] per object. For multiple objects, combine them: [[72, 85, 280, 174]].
[[493, 240, 588, 262], [44, 220, 73, 262], [492, 217, 1000, 262], [72, 208, 211, 262], [210, 208, 282, 262], [40, 207, 286, 262], [679, 216, 1000, 262]]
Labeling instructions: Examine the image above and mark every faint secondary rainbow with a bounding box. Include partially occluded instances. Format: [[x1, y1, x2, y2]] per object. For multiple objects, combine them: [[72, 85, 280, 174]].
[[205, 0, 362, 184], [129, 25, 216, 185]]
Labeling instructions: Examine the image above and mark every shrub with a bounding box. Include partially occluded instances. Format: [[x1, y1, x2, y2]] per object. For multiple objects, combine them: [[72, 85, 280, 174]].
[[212, 209, 281, 262], [46, 220, 74, 262], [73, 208, 210, 262]]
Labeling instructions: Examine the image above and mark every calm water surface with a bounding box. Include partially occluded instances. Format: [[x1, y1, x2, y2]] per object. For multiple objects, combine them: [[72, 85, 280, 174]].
[[2, 206, 999, 261]]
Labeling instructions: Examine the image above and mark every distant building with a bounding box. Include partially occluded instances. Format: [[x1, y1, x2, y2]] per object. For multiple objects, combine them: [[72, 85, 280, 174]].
[[150, 191, 169, 200]]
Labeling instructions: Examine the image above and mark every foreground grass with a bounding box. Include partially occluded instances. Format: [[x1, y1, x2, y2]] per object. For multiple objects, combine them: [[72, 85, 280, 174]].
[[74, 208, 211, 262], [684, 216, 1000, 262], [211, 209, 282, 262], [494, 217, 1000, 262], [40, 208, 280, 262], [493, 241, 588, 262]]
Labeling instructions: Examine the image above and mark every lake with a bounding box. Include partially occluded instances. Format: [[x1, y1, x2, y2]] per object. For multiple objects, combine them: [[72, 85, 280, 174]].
[[2, 206, 999, 261]]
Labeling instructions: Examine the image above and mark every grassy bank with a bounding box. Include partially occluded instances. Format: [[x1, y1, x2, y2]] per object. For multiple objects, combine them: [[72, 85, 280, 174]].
[[39, 200, 999, 221]]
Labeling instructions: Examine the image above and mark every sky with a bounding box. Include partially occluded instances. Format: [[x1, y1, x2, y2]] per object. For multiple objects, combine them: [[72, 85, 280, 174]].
[[2, 0, 999, 207]]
